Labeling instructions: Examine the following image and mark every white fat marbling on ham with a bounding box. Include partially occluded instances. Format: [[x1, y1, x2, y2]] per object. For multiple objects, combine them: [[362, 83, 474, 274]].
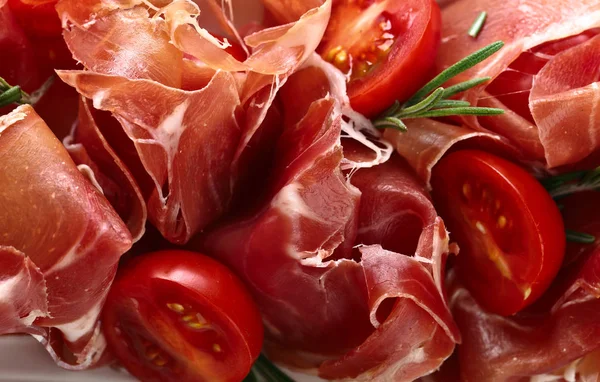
[[77, 164, 105, 194], [54, 301, 104, 343], [302, 54, 393, 171], [203, 62, 459, 381]]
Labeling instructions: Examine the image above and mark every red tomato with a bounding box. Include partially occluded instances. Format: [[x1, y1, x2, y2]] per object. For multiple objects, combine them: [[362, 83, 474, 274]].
[[430, 150, 565, 316], [7, 0, 62, 38], [0, 5, 44, 92], [484, 28, 600, 125], [318, 0, 441, 117], [102, 250, 263, 382]]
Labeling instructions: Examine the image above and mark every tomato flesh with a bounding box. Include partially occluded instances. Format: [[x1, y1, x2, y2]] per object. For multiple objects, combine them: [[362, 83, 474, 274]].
[[318, 0, 441, 117], [431, 150, 565, 316], [102, 250, 263, 382]]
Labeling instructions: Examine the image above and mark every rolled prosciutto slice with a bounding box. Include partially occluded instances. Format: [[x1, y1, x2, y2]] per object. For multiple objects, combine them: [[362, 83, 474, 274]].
[[202, 63, 459, 381], [388, 0, 600, 180], [57, 0, 332, 244], [438, 0, 600, 168], [0, 105, 132, 368], [446, 191, 600, 381]]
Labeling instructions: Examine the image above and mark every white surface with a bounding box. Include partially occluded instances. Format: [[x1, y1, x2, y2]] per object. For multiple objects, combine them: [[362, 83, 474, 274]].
[[0, 336, 320, 382]]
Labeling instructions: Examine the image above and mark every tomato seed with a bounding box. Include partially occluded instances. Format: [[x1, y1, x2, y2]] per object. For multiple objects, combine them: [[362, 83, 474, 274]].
[[497, 216, 507, 228], [167, 303, 185, 314], [462, 183, 472, 199]]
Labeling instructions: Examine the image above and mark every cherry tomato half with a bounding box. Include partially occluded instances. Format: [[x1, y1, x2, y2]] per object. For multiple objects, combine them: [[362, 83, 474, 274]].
[[102, 250, 263, 382], [318, 0, 441, 117], [431, 150, 565, 316]]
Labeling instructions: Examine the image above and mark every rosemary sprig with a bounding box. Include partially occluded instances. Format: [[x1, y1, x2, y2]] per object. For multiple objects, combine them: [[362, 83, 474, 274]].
[[541, 167, 600, 244], [373, 41, 505, 131], [406, 41, 504, 106], [244, 354, 295, 382], [541, 166, 600, 198], [565, 229, 596, 244], [0, 77, 30, 108], [468, 11, 488, 38], [402, 106, 504, 119]]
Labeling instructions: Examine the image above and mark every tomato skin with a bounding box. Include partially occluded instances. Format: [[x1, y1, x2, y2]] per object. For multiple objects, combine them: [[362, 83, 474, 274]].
[[319, 0, 441, 117], [0, 5, 44, 92], [6, 0, 62, 38], [102, 250, 263, 382], [349, 0, 441, 117], [431, 150, 565, 316]]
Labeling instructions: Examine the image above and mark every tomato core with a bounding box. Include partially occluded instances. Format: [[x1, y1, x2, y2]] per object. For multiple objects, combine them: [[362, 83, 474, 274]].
[[321, 1, 400, 80]]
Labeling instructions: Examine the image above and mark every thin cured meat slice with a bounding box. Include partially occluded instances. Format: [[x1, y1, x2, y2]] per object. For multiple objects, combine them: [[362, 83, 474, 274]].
[[0, 247, 48, 335], [383, 118, 518, 187], [530, 35, 600, 167], [64, 98, 147, 241], [0, 105, 132, 368], [202, 65, 459, 380], [451, 284, 600, 382], [431, 0, 600, 168], [449, 191, 600, 381], [58, 70, 242, 244], [259, 0, 323, 25], [60, 5, 184, 88], [57, 0, 332, 243]]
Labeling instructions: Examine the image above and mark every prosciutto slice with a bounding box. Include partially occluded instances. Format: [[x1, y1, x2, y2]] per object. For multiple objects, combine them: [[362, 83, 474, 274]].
[[0, 105, 132, 368], [57, 0, 332, 243], [446, 191, 600, 381], [430, 0, 600, 169], [201, 63, 459, 381], [64, 98, 147, 241], [383, 119, 518, 187]]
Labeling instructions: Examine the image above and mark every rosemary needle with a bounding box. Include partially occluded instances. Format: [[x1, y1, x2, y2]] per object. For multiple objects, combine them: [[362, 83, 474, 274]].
[[405, 41, 504, 106], [565, 229, 596, 244], [373, 41, 505, 131], [468, 11, 488, 38], [0, 76, 31, 108]]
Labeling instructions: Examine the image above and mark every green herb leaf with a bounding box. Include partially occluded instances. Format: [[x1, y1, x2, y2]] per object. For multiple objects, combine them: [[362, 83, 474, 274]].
[[405, 41, 504, 106], [396, 88, 445, 117], [403, 106, 504, 119], [372, 42, 504, 131], [433, 99, 472, 108], [0, 86, 24, 108], [373, 117, 408, 131], [542, 167, 600, 198], [250, 354, 295, 382], [468, 11, 488, 38], [243, 369, 258, 382], [441, 77, 491, 99], [0, 77, 31, 107], [566, 229, 596, 244]]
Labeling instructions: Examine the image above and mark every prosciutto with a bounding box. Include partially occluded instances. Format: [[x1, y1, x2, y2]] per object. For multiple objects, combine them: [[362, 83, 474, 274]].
[[201, 62, 459, 381], [443, 191, 600, 381], [0, 105, 132, 368], [383, 119, 518, 187], [387, 0, 600, 178], [56, 0, 332, 243]]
